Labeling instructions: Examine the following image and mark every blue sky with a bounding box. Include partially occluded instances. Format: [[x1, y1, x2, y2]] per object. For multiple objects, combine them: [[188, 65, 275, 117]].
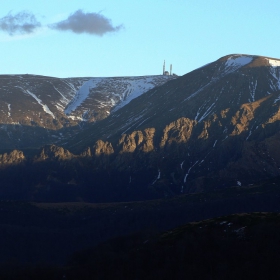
[[0, 0, 279, 78]]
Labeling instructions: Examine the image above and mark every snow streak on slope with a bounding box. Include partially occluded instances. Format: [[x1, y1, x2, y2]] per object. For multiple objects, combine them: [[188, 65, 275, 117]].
[[184, 161, 199, 183], [266, 58, 280, 100], [212, 55, 253, 80], [64, 75, 176, 120], [48, 82, 70, 109], [14, 86, 55, 118], [25, 89, 56, 119], [7, 104, 11, 117], [185, 55, 253, 105], [112, 76, 169, 112], [65, 78, 102, 115], [249, 79, 258, 102], [55, 78, 91, 114]]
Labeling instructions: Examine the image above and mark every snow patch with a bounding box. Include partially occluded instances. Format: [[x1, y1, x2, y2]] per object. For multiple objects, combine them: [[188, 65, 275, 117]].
[[65, 78, 102, 115], [65, 76, 174, 118], [184, 56, 252, 104], [180, 161, 185, 170], [269, 67, 280, 91], [198, 98, 218, 122], [15, 86, 55, 118], [249, 80, 257, 102], [184, 82, 211, 103], [267, 59, 280, 67], [184, 161, 198, 183], [246, 130, 252, 140], [49, 82, 70, 105], [112, 76, 171, 112], [7, 103, 11, 117], [25, 90, 55, 118], [136, 117, 150, 128], [225, 55, 253, 68], [152, 169, 161, 185]]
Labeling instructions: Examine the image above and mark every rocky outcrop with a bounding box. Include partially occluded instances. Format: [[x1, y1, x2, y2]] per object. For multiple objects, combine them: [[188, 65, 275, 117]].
[[140, 128, 156, 152], [160, 118, 196, 147], [118, 128, 156, 153], [220, 108, 230, 119], [231, 96, 270, 136], [198, 120, 212, 139], [81, 147, 92, 157], [93, 140, 114, 156], [265, 103, 280, 126], [0, 150, 25, 165], [119, 131, 145, 153], [38, 145, 74, 161]]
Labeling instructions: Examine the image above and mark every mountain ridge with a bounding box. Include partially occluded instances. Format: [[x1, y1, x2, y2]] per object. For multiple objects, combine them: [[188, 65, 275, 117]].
[[1, 54, 280, 201], [64, 54, 280, 151], [0, 74, 176, 149]]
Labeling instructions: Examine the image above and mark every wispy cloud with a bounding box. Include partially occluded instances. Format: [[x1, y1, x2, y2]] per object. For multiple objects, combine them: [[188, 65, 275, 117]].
[[0, 11, 41, 36], [50, 10, 123, 36]]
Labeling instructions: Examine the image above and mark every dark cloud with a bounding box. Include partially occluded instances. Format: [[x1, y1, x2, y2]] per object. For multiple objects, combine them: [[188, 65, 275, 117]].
[[50, 10, 123, 36], [0, 11, 41, 36]]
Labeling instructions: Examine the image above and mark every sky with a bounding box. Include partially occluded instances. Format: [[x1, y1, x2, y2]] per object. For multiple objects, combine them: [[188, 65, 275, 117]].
[[0, 1, 280, 78]]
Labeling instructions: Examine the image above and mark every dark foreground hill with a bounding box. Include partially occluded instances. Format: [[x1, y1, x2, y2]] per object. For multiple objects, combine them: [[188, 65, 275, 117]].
[[2, 211, 280, 279], [67, 212, 280, 280], [0, 181, 278, 267]]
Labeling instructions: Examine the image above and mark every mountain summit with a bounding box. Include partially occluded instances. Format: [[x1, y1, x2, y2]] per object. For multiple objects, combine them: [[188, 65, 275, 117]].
[[66, 54, 280, 147], [59, 54, 280, 195]]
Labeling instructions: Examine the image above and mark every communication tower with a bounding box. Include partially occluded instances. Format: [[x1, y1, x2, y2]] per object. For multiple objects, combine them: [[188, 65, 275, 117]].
[[163, 61, 173, 75]]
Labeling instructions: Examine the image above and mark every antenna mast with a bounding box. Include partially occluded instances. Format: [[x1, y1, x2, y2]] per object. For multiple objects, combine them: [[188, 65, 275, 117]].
[[170, 64, 172, 75], [163, 60, 165, 75]]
